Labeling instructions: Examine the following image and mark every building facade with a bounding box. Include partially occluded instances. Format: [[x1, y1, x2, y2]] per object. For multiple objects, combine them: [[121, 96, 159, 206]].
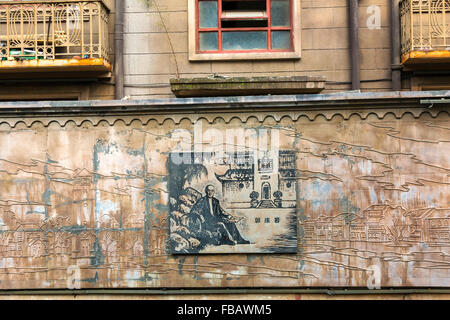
[[0, 0, 449, 299]]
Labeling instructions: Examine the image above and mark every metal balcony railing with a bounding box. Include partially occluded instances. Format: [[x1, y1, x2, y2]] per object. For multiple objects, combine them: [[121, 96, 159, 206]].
[[0, 0, 111, 62], [401, 0, 450, 61]]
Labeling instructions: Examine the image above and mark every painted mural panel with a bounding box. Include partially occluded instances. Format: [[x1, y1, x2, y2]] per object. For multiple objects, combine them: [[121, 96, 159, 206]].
[[168, 151, 297, 254], [0, 107, 448, 288]]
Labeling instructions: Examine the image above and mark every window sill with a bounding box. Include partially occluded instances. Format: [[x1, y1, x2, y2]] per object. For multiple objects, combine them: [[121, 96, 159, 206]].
[[189, 51, 301, 61], [170, 75, 326, 97]]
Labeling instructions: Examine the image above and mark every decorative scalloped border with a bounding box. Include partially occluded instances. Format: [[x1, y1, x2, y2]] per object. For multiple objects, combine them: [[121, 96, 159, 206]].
[[0, 109, 448, 128]]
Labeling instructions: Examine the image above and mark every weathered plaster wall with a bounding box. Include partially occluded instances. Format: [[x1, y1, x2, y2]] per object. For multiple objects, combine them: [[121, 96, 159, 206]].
[[0, 94, 448, 290], [123, 0, 392, 99]]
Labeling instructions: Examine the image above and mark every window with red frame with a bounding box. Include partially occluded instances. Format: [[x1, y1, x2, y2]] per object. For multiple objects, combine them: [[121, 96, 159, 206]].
[[196, 0, 292, 53]]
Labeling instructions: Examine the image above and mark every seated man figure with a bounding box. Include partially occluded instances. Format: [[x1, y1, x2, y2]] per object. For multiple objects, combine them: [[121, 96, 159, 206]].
[[189, 184, 250, 247]]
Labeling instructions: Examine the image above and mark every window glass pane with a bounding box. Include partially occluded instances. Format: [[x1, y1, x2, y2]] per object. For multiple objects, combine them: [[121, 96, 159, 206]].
[[223, 31, 268, 50], [222, 0, 266, 11], [199, 1, 218, 28], [272, 31, 291, 49], [271, 0, 290, 27], [199, 32, 218, 51], [222, 20, 268, 28]]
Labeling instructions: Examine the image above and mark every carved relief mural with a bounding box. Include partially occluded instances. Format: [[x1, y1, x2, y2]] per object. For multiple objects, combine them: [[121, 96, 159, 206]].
[[168, 151, 297, 254], [0, 105, 448, 288]]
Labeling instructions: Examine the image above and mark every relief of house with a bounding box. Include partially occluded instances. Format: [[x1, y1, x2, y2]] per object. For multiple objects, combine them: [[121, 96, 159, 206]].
[[47, 232, 73, 266], [303, 204, 406, 243], [362, 204, 406, 223], [403, 208, 433, 242], [348, 215, 367, 241], [0, 230, 24, 258], [359, 204, 407, 243], [303, 204, 450, 246], [121, 236, 144, 266], [100, 231, 120, 265], [131, 239, 144, 257], [0, 234, 7, 256], [402, 208, 450, 243], [303, 215, 332, 242], [123, 213, 144, 229], [149, 227, 166, 256], [98, 213, 121, 229], [303, 213, 355, 242], [0, 202, 46, 229], [422, 209, 450, 243], [366, 225, 389, 243], [0, 207, 18, 231], [0, 223, 45, 261], [26, 238, 46, 259], [69, 231, 96, 265], [40, 215, 72, 231], [349, 223, 366, 241], [302, 224, 315, 241]]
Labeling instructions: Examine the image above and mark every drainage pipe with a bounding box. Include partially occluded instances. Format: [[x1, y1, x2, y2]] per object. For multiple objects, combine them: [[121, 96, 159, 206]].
[[349, 0, 360, 91], [391, 0, 402, 91], [114, 0, 125, 99]]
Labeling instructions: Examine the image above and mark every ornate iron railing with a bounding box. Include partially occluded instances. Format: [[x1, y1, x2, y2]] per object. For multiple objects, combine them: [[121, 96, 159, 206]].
[[401, 0, 450, 56], [0, 0, 110, 61]]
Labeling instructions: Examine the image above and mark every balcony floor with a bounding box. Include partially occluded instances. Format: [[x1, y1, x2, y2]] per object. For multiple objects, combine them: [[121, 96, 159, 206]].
[[402, 50, 450, 70], [0, 58, 111, 79]]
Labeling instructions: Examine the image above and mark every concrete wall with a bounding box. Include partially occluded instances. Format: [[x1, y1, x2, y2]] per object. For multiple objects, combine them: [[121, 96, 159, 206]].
[[123, 0, 392, 99], [0, 93, 448, 291]]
